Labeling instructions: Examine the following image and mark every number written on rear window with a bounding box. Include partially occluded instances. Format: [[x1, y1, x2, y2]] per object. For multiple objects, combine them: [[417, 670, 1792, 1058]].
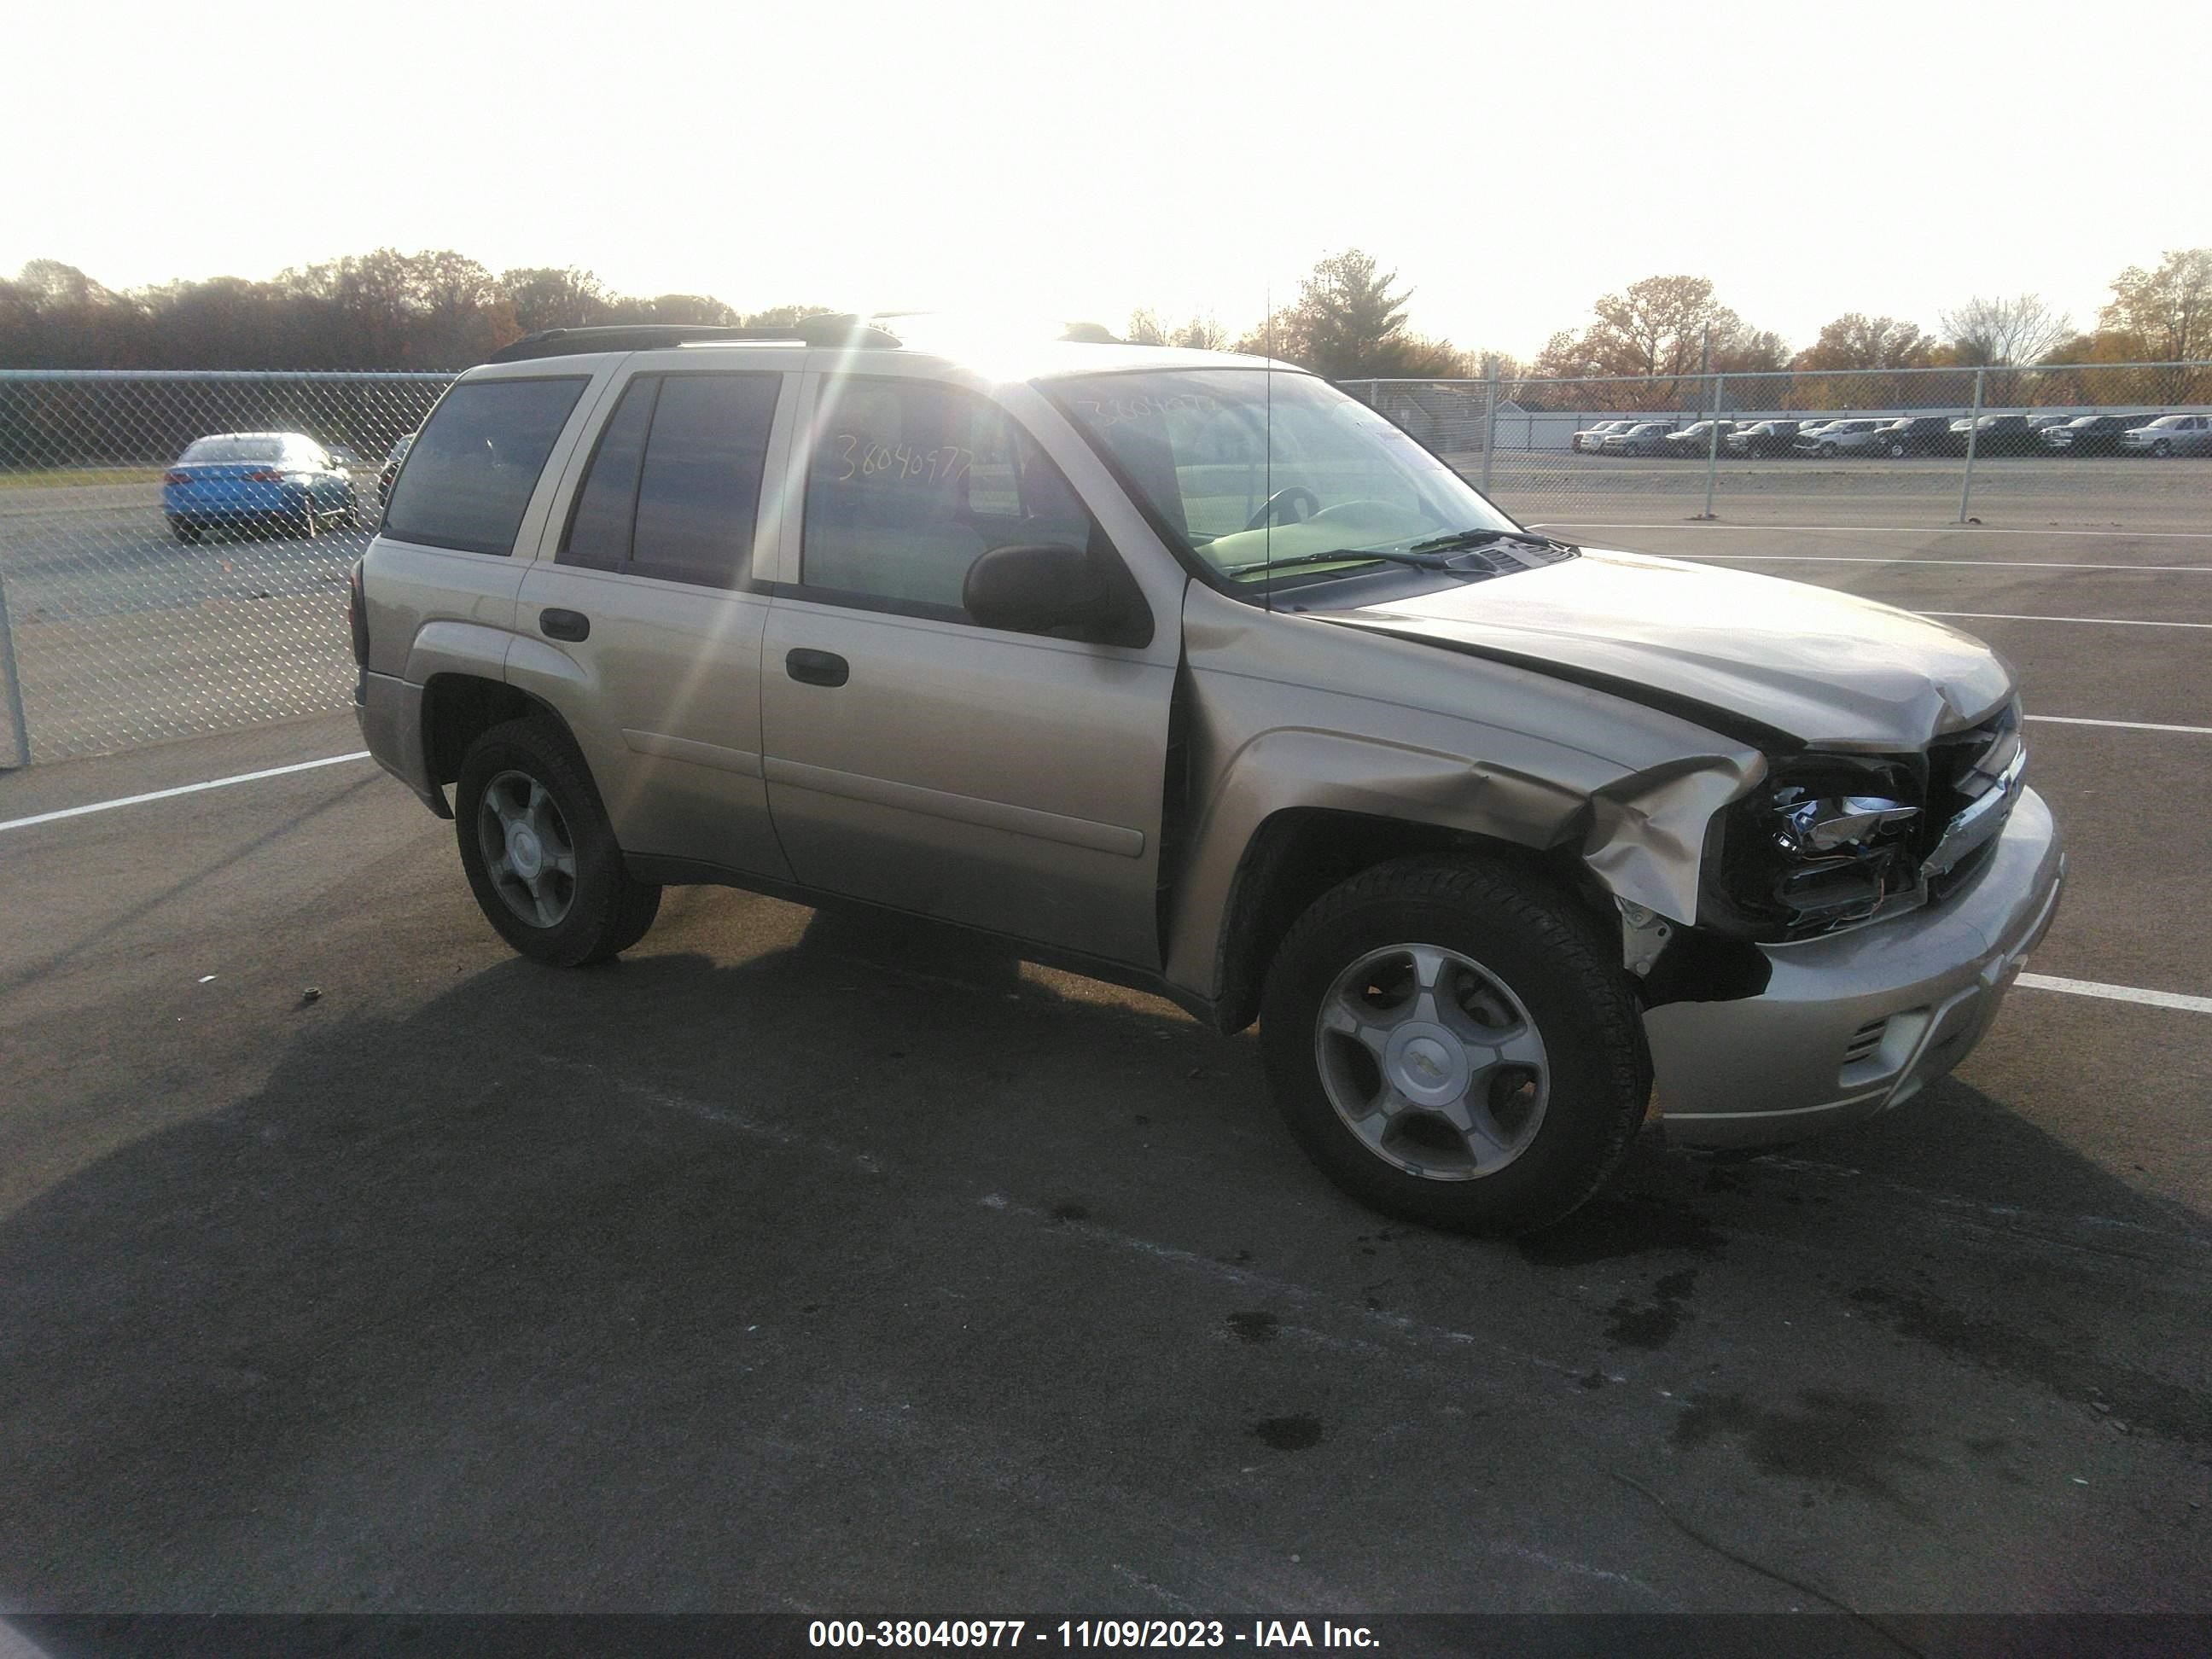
[[383, 377, 587, 556]]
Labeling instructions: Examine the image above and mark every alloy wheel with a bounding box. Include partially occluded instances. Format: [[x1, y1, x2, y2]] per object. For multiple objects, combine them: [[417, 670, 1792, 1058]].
[[1313, 943, 1550, 1180]]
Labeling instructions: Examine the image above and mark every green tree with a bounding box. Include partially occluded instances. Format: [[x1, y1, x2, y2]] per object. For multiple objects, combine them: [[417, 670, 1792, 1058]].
[[500, 266, 611, 332]]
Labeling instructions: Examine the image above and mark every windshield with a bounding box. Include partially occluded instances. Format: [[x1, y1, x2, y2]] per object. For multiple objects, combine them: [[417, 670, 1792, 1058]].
[[1051, 370, 1519, 584]]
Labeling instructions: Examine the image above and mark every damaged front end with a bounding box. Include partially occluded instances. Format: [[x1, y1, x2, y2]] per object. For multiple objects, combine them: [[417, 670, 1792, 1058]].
[[1698, 701, 2028, 945]]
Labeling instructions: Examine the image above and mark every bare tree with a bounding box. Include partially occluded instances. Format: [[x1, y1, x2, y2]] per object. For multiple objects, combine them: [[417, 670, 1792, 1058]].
[[1938, 294, 2072, 367]]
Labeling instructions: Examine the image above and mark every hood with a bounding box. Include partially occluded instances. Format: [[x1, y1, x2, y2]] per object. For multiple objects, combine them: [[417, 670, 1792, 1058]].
[[1321, 547, 2014, 749]]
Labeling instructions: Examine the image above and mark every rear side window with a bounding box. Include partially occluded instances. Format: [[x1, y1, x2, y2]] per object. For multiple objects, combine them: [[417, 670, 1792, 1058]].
[[558, 372, 780, 590], [384, 376, 587, 555]]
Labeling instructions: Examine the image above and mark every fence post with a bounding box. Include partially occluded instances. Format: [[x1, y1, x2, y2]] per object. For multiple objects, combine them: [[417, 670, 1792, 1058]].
[[1697, 372, 1726, 521], [0, 568, 30, 769], [1957, 365, 1987, 523], [1481, 358, 1499, 496]]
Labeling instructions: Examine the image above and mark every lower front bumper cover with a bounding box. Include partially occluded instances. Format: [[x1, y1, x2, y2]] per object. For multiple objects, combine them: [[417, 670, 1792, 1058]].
[[1646, 787, 2064, 1150]]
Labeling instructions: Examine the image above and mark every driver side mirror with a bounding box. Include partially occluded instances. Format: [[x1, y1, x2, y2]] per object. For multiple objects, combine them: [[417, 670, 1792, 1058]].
[[963, 540, 1151, 648]]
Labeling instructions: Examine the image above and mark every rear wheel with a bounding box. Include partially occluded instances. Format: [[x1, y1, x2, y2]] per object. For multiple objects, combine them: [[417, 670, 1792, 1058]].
[[1259, 855, 1649, 1235], [455, 717, 661, 966]]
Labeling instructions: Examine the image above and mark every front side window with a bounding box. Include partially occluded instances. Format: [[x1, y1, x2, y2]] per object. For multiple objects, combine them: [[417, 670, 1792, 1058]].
[[558, 372, 781, 589], [1052, 370, 1519, 589], [800, 378, 1093, 618], [384, 376, 587, 555]]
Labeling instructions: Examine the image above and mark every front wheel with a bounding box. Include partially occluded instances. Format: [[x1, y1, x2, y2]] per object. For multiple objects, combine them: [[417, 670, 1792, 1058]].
[[1819, 441, 1838, 457], [1259, 856, 1650, 1235], [2153, 439, 2173, 457], [455, 717, 661, 966], [1888, 441, 1907, 457]]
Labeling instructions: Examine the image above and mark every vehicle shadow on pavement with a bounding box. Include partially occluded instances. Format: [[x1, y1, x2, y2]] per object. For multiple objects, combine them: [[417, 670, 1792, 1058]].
[[3, 901, 2206, 1611]]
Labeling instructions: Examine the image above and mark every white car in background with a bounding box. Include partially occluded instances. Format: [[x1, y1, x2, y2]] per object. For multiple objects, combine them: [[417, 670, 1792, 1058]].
[[1796, 419, 1889, 457]]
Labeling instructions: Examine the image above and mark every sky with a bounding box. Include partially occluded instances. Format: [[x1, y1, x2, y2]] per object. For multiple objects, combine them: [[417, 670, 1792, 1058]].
[[6, 0, 2207, 359]]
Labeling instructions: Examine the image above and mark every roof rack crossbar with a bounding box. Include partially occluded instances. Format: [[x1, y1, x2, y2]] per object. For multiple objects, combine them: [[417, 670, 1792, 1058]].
[[485, 317, 900, 364]]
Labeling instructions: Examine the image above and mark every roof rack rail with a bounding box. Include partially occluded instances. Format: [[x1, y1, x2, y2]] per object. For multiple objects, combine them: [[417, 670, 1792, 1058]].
[[484, 317, 901, 364]]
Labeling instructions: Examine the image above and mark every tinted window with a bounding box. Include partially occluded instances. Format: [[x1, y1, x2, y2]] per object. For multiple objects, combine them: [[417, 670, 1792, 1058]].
[[384, 377, 586, 555], [632, 375, 781, 589], [561, 377, 659, 570], [801, 379, 1093, 617]]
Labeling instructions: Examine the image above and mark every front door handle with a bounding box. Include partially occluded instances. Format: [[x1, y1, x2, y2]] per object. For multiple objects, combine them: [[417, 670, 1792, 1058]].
[[786, 648, 850, 688], [540, 608, 590, 643]]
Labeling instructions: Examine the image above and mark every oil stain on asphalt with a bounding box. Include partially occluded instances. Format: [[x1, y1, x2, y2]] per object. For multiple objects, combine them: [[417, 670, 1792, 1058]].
[[1605, 1267, 1699, 1349]]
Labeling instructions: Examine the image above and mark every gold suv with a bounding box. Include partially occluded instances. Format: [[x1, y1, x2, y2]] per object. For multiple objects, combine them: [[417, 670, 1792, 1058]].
[[352, 319, 2064, 1233]]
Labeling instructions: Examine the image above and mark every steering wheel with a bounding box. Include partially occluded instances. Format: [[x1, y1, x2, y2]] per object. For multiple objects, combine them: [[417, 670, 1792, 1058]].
[[1243, 486, 1320, 533]]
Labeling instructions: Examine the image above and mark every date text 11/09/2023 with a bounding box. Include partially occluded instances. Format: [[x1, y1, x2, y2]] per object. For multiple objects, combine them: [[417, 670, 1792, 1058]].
[[808, 1621, 1380, 1650]]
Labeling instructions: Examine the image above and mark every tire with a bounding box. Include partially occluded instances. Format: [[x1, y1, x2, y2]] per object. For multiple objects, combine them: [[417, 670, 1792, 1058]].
[[2153, 440, 2173, 457], [169, 518, 201, 544], [1887, 441, 1906, 457], [1818, 441, 1838, 457], [1258, 854, 1650, 1236], [454, 716, 661, 966]]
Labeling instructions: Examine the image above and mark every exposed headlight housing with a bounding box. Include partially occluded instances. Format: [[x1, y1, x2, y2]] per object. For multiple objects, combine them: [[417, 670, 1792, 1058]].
[[1702, 705, 2027, 943], [1703, 754, 1929, 942]]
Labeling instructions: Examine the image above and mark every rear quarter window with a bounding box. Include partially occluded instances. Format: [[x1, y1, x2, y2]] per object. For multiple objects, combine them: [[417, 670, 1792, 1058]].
[[383, 375, 588, 555]]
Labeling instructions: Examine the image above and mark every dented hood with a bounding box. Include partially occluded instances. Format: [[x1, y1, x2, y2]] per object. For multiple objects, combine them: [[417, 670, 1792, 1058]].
[[1329, 547, 2014, 748]]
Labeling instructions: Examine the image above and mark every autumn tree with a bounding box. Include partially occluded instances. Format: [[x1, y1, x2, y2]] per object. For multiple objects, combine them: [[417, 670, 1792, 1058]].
[[2097, 248, 2212, 400], [1527, 276, 1780, 409], [1795, 314, 1935, 372]]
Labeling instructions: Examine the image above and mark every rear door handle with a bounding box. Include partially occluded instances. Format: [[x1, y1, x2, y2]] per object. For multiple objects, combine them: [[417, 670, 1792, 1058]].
[[785, 648, 849, 688], [539, 608, 590, 643]]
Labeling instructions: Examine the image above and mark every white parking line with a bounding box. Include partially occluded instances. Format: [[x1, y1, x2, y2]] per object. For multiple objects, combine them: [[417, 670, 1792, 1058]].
[[2016, 975, 2212, 1016], [0, 751, 373, 834], [1613, 555, 2212, 573], [1528, 522, 2212, 541], [1923, 612, 2212, 629], [2026, 715, 2212, 736]]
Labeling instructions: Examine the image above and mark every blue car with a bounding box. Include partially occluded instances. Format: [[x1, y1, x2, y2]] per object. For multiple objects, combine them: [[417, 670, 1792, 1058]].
[[162, 432, 358, 543]]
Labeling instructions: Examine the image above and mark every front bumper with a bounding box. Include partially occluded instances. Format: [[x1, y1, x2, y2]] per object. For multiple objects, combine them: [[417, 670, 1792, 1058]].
[[1645, 787, 2064, 1150]]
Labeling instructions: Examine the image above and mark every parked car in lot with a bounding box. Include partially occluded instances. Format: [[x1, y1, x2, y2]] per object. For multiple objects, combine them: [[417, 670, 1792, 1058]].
[[1944, 414, 2037, 456], [1725, 419, 1801, 457], [1658, 420, 1738, 458], [1871, 416, 1953, 457], [352, 322, 2064, 1234], [161, 432, 358, 543], [1598, 421, 1678, 456], [1796, 418, 1889, 457], [2026, 414, 2076, 441], [2042, 414, 2148, 456], [378, 432, 416, 506], [1571, 419, 1637, 453], [2119, 414, 2212, 457]]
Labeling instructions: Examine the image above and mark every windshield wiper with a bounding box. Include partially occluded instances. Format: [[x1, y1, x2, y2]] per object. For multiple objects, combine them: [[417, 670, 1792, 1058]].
[[1406, 527, 1578, 556], [1225, 548, 1464, 578]]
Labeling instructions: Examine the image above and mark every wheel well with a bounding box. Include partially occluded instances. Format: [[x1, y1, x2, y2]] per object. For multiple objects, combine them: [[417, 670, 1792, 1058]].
[[1210, 808, 1613, 1034], [421, 674, 548, 792]]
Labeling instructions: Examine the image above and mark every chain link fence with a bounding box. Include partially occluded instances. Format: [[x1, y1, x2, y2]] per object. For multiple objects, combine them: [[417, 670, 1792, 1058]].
[[0, 370, 451, 765], [2, 361, 2209, 767], [1352, 360, 2212, 534]]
